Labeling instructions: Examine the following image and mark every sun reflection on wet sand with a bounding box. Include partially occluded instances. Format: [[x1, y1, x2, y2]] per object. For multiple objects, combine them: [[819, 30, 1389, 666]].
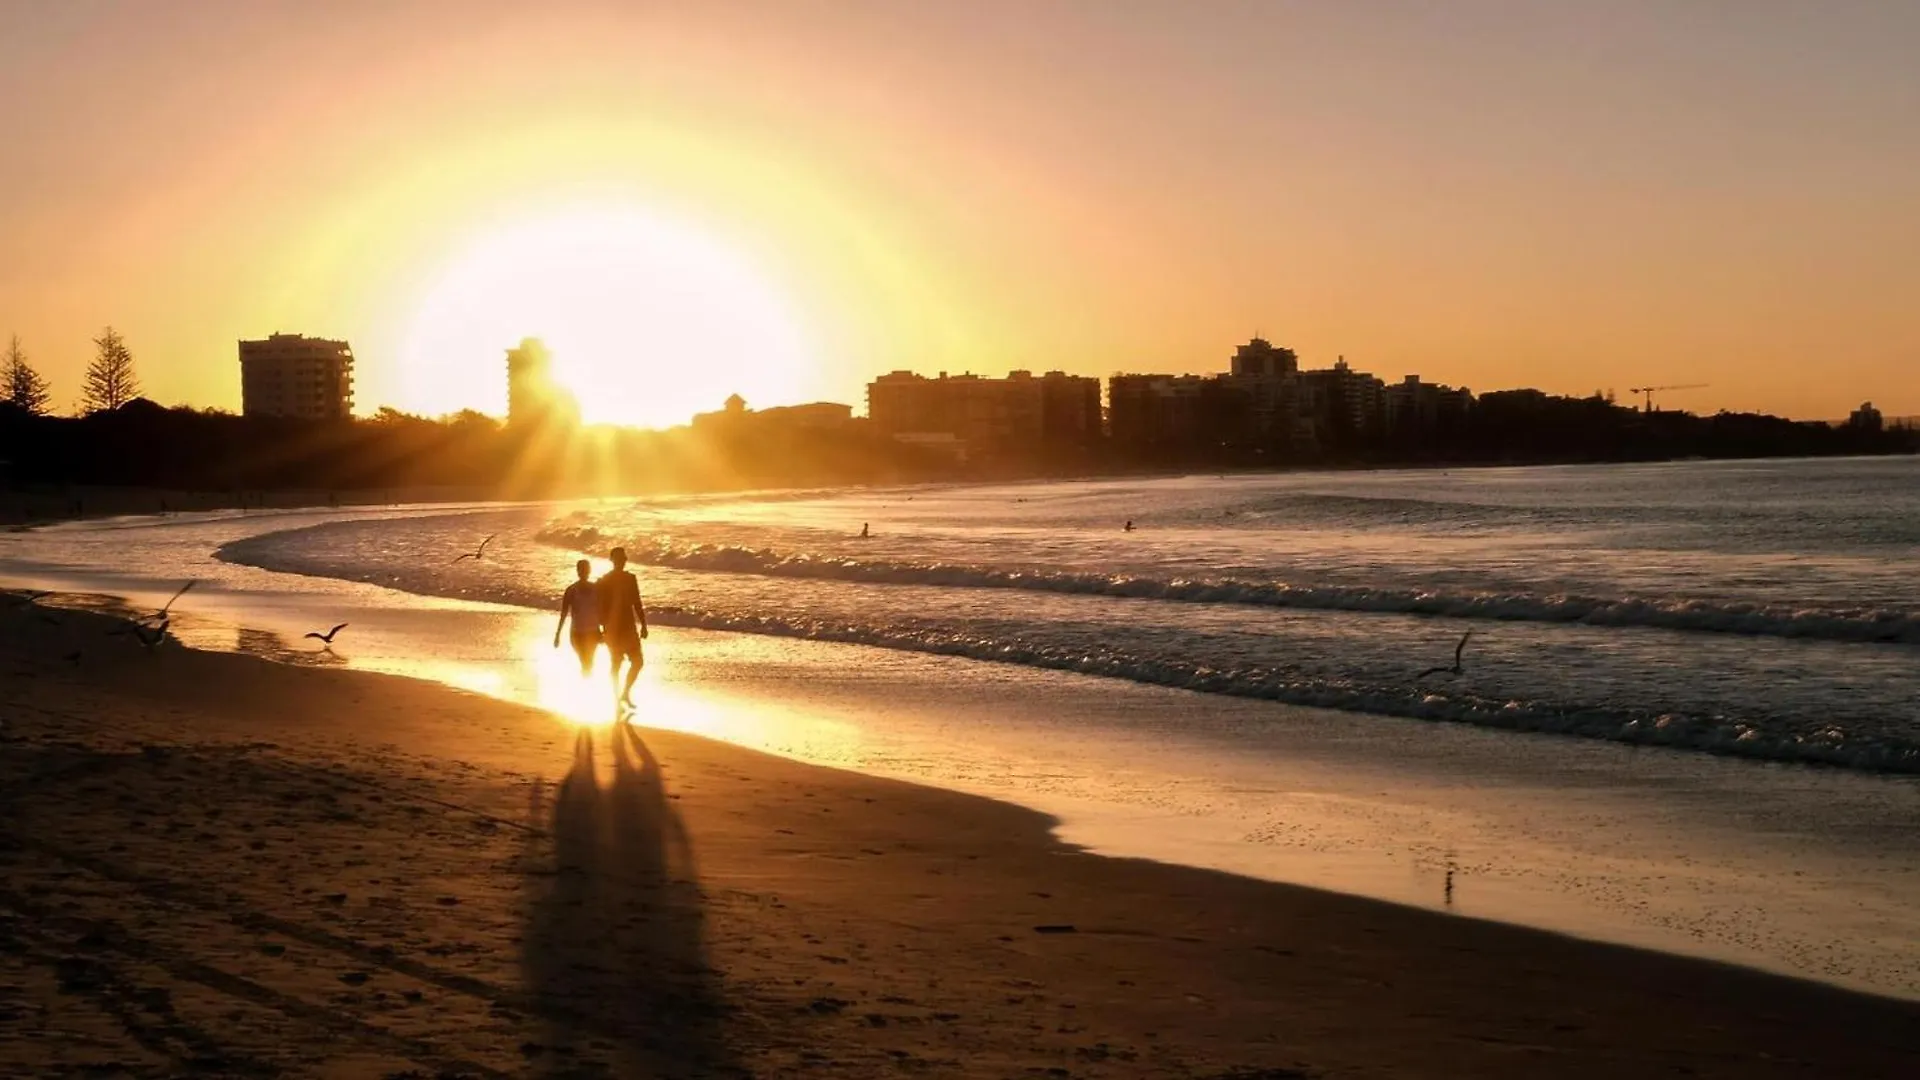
[[528, 632, 624, 726], [412, 619, 878, 763]]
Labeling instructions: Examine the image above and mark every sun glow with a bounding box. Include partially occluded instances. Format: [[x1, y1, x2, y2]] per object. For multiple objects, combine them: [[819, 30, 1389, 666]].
[[530, 632, 626, 727], [398, 206, 818, 427]]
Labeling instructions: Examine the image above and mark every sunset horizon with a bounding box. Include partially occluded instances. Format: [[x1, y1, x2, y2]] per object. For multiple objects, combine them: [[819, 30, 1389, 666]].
[[3, 1, 1916, 424]]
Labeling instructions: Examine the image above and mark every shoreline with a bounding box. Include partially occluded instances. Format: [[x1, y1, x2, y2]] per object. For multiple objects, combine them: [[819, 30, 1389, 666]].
[[4, 600, 1917, 1076]]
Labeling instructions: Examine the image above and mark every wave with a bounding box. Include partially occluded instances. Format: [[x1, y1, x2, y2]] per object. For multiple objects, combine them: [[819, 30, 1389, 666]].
[[626, 606, 1916, 774], [535, 525, 1920, 645], [218, 528, 1920, 776]]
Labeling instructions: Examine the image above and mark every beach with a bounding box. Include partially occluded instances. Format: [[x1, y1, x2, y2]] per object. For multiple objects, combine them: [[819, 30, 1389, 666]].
[[5, 599, 1919, 1079], [4, 464, 1919, 1077]]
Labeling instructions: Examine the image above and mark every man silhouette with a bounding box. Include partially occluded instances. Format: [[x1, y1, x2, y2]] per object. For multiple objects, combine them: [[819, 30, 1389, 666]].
[[599, 546, 649, 711], [553, 559, 600, 674]]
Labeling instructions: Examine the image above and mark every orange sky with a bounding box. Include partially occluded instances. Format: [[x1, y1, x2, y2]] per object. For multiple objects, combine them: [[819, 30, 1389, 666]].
[[1, 0, 1915, 422]]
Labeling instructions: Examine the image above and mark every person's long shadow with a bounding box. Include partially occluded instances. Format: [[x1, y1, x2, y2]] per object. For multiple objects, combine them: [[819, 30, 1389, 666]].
[[523, 724, 736, 1077]]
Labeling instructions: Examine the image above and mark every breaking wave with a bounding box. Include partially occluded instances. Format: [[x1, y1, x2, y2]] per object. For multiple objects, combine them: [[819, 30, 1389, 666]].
[[535, 526, 1920, 645], [220, 525, 1920, 776], [625, 605, 1918, 774]]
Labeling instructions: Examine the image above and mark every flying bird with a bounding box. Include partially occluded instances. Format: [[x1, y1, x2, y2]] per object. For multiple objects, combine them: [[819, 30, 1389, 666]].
[[305, 623, 349, 647], [1416, 631, 1473, 680], [452, 535, 497, 563], [143, 580, 195, 624], [110, 620, 168, 650]]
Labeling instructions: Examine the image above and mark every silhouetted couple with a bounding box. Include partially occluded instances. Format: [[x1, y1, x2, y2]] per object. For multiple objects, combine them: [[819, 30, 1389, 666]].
[[553, 546, 650, 712]]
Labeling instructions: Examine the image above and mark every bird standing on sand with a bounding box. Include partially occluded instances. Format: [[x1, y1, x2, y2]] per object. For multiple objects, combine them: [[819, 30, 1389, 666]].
[[452, 535, 496, 563], [305, 623, 349, 648], [1416, 631, 1473, 680]]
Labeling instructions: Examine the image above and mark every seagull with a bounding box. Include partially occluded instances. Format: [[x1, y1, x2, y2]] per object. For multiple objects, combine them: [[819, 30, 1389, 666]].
[[451, 535, 497, 563], [110, 620, 168, 650], [305, 623, 349, 647], [1416, 631, 1473, 680], [142, 580, 195, 624]]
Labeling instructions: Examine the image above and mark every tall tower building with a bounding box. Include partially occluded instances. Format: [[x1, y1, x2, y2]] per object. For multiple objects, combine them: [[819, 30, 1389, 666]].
[[505, 338, 579, 428], [239, 333, 354, 420]]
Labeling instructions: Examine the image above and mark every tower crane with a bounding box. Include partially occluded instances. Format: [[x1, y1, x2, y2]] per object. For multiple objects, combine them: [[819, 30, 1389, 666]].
[[1626, 383, 1707, 414]]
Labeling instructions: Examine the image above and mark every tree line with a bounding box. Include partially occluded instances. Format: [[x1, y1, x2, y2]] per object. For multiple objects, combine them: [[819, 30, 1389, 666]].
[[2, 326, 143, 416], [3, 323, 1913, 502], [0, 399, 924, 498]]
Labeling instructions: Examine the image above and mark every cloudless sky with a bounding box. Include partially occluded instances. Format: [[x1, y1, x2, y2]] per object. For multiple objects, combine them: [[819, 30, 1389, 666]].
[[1, 0, 1915, 420]]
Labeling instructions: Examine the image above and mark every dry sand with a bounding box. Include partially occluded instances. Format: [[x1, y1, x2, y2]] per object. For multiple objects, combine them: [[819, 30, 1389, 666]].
[[2, 596, 1916, 1078]]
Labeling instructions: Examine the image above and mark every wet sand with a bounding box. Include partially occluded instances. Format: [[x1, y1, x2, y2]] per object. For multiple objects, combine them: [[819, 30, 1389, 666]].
[[3, 598, 1917, 1078]]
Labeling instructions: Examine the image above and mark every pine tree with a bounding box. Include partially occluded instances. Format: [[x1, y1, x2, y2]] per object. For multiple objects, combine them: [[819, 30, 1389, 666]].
[[2, 334, 52, 415], [82, 326, 139, 413]]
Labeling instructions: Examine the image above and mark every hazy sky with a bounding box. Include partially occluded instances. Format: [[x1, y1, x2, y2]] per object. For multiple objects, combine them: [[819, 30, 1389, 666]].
[[1, 0, 1915, 421]]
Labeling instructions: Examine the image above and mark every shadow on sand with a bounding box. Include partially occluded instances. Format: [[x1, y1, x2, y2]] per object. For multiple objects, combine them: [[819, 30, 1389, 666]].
[[523, 723, 738, 1077]]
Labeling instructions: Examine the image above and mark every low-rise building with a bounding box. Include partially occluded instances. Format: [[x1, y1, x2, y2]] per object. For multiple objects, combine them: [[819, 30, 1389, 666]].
[[692, 395, 855, 433], [867, 369, 1097, 451]]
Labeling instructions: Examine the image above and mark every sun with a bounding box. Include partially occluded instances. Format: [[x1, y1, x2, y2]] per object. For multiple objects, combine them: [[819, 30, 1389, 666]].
[[397, 205, 818, 427]]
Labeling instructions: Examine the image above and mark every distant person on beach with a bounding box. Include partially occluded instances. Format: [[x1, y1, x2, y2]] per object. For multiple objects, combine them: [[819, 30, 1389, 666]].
[[599, 546, 650, 710], [552, 559, 601, 674], [860, 522, 870, 538]]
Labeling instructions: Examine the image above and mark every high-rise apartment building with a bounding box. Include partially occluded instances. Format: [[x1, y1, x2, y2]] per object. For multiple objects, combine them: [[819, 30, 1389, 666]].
[[1107, 374, 1211, 448], [238, 333, 354, 420], [1229, 337, 1299, 377], [505, 338, 578, 428]]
